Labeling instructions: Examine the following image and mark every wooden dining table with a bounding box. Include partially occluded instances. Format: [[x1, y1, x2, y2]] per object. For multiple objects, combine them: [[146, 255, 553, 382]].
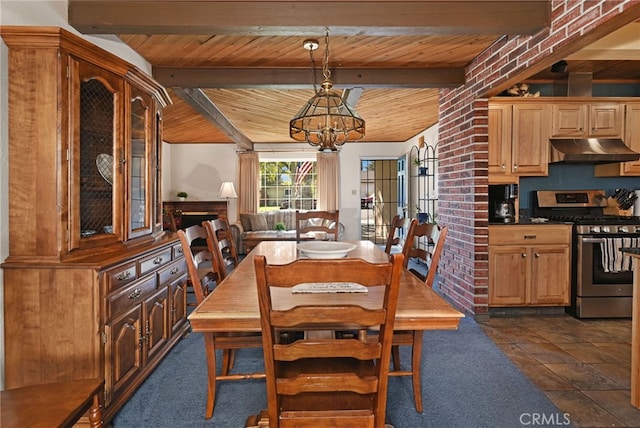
[[188, 240, 465, 418]]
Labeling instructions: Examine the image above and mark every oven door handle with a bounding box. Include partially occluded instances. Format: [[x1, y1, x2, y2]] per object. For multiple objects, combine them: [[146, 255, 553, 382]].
[[580, 237, 606, 244]]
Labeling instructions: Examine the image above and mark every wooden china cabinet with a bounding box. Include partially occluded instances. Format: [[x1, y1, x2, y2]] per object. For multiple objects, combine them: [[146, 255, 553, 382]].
[[0, 27, 188, 424]]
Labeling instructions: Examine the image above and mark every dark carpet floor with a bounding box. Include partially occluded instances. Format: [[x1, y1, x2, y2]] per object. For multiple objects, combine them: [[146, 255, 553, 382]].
[[113, 316, 570, 427]]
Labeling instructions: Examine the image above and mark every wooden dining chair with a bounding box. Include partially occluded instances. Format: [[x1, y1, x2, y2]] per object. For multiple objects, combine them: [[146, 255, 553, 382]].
[[163, 212, 177, 232], [179, 224, 264, 419], [203, 216, 239, 281], [251, 254, 403, 428], [384, 215, 406, 255], [295, 210, 340, 242], [178, 224, 221, 306], [391, 218, 449, 412]]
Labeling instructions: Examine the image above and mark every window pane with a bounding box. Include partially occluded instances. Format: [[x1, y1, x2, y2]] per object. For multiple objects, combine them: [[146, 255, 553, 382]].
[[259, 161, 316, 211]]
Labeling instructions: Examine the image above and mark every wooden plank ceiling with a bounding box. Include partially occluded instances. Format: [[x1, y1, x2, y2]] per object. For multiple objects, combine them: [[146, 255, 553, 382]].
[[68, 1, 558, 149]]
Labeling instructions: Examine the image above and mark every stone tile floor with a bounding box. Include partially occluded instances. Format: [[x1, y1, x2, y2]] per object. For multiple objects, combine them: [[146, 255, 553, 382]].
[[479, 315, 640, 427]]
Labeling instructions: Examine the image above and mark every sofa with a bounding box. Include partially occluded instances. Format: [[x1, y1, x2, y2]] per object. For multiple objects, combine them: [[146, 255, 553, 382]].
[[231, 211, 344, 254]]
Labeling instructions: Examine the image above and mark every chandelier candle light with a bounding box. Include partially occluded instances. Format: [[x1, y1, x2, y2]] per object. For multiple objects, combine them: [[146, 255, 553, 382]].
[[218, 181, 238, 217], [289, 29, 365, 152]]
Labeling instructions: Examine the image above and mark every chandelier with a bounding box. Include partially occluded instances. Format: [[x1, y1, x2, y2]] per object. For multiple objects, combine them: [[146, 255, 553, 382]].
[[289, 29, 365, 152]]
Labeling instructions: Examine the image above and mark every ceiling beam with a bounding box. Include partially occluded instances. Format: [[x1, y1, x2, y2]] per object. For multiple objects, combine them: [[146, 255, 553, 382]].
[[68, 1, 550, 36], [173, 88, 254, 151], [342, 88, 364, 108], [154, 67, 465, 89]]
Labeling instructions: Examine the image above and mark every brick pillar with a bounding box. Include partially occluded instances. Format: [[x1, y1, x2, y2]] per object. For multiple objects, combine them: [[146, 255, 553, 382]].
[[436, 0, 640, 316]]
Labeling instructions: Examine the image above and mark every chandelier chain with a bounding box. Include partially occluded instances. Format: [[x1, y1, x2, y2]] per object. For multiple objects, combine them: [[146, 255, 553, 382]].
[[309, 44, 318, 94], [322, 28, 331, 82]]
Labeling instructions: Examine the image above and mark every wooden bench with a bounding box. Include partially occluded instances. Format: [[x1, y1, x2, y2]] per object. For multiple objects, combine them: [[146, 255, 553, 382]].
[[1, 379, 104, 428]]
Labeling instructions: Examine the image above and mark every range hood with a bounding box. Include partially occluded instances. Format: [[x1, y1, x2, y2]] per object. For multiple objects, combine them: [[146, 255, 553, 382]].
[[549, 138, 640, 163]]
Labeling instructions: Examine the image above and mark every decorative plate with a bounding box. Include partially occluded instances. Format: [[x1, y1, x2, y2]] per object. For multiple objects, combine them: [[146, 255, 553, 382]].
[[96, 153, 113, 185], [297, 241, 357, 259]]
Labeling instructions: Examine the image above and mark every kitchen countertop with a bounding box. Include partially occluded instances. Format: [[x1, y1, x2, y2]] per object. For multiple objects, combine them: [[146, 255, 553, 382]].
[[489, 221, 573, 226]]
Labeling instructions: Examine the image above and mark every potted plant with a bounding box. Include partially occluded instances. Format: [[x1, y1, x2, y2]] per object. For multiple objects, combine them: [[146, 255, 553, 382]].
[[415, 206, 429, 224], [274, 222, 286, 236], [177, 191, 188, 201], [412, 157, 428, 176]]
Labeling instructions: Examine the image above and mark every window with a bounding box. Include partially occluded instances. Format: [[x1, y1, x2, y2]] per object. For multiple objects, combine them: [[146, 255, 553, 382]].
[[259, 161, 317, 211]]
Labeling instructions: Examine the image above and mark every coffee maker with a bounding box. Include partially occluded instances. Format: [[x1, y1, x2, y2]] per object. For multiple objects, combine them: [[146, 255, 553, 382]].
[[489, 184, 518, 223]]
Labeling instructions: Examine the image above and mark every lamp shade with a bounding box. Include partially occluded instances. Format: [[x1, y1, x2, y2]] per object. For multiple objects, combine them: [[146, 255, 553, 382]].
[[218, 181, 238, 199]]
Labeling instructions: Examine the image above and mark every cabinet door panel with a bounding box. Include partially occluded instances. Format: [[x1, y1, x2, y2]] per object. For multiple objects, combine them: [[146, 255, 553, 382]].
[[589, 104, 622, 137], [144, 287, 169, 362], [105, 305, 142, 405], [622, 103, 640, 175], [69, 57, 124, 251], [169, 278, 188, 335], [511, 105, 548, 175], [530, 246, 570, 305], [488, 104, 513, 181], [551, 104, 585, 137], [489, 246, 527, 305], [126, 87, 154, 239]]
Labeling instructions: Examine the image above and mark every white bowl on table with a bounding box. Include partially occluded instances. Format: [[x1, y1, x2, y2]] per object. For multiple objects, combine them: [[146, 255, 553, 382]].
[[297, 241, 357, 259]]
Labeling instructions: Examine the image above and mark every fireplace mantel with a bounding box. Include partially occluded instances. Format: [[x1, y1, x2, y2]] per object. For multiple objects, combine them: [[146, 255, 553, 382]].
[[163, 200, 228, 229]]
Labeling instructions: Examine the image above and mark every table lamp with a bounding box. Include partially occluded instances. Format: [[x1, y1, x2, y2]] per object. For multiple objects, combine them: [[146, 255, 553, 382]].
[[218, 181, 238, 218]]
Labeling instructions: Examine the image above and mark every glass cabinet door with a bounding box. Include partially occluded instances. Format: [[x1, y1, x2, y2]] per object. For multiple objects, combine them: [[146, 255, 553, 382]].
[[71, 58, 123, 251], [126, 87, 153, 239]]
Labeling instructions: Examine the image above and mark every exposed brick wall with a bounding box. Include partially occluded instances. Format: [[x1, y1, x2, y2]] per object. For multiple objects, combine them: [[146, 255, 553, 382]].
[[437, 0, 640, 316]]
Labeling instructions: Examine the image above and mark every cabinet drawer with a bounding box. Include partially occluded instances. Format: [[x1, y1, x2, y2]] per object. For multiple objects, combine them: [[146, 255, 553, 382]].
[[107, 275, 157, 319], [489, 225, 571, 246], [139, 248, 172, 276], [105, 262, 138, 292], [172, 243, 185, 260], [158, 259, 187, 287]]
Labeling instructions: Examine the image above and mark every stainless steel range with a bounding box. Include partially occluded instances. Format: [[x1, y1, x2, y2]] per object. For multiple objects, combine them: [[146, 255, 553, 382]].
[[533, 190, 640, 319]]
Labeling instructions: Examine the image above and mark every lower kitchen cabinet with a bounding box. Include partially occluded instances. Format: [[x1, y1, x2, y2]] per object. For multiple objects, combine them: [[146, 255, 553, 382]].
[[1, 236, 189, 424], [489, 224, 571, 307]]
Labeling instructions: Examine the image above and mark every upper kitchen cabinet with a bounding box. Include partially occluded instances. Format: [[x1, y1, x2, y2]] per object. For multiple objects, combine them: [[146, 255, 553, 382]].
[[595, 102, 640, 177], [488, 100, 549, 184], [551, 102, 622, 138], [1, 27, 171, 261]]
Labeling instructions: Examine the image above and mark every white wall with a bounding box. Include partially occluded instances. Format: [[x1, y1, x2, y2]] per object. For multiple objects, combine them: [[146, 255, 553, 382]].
[[165, 143, 239, 221], [0, 0, 154, 390]]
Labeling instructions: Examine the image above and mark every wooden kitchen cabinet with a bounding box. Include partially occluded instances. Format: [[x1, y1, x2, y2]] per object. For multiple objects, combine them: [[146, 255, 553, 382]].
[[489, 224, 571, 307], [0, 27, 188, 424], [595, 102, 640, 176], [551, 102, 622, 138], [488, 100, 549, 183]]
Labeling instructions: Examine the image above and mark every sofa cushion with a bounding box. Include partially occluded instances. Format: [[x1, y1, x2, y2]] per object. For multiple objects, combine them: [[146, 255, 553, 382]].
[[239, 213, 253, 231], [247, 213, 268, 231], [272, 210, 296, 231]]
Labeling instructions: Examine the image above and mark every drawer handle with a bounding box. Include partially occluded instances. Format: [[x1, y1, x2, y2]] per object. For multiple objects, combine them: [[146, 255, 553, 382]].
[[170, 267, 179, 275], [176, 247, 183, 254], [128, 288, 142, 299], [153, 257, 164, 264], [116, 271, 131, 281], [524, 235, 536, 240]]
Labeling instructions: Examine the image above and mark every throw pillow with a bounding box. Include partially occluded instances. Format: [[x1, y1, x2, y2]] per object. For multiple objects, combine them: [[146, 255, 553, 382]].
[[247, 213, 268, 231], [239, 213, 252, 231]]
